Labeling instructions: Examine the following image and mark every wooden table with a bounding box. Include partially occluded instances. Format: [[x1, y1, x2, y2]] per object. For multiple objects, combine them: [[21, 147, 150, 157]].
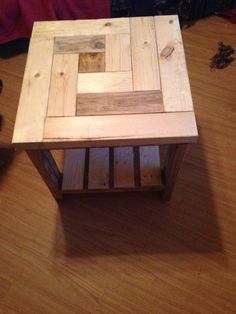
[[12, 15, 198, 201]]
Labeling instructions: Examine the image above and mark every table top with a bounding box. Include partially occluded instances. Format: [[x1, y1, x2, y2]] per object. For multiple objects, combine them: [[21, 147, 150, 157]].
[[12, 15, 198, 149]]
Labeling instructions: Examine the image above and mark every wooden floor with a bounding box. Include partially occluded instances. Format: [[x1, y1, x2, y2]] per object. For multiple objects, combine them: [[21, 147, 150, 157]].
[[0, 16, 236, 313]]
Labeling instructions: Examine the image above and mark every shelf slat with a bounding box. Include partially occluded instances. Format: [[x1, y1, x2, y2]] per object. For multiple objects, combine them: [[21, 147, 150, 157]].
[[62, 146, 163, 193]]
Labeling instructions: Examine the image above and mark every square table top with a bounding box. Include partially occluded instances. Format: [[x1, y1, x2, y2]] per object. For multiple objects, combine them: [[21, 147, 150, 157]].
[[12, 15, 198, 149]]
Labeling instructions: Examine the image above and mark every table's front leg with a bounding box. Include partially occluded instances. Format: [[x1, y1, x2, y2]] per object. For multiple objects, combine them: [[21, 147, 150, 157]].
[[26, 150, 62, 200], [161, 144, 188, 201]]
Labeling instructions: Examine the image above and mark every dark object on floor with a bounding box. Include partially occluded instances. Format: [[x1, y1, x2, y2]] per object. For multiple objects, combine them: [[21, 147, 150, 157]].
[[0, 79, 2, 94], [218, 8, 236, 24], [210, 42, 235, 70]]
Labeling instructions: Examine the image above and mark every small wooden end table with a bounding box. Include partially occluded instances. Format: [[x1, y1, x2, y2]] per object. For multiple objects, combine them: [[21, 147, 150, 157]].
[[12, 15, 198, 201]]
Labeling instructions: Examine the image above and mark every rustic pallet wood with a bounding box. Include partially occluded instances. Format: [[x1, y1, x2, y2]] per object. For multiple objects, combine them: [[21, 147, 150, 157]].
[[12, 15, 198, 200], [62, 146, 163, 193], [77, 71, 133, 93], [154, 16, 194, 112], [47, 54, 78, 117], [130, 17, 161, 91], [76, 91, 163, 116]]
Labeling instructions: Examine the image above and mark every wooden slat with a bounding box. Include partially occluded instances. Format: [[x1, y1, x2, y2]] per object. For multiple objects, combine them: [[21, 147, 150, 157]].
[[88, 148, 109, 189], [114, 147, 134, 188], [154, 15, 193, 112], [43, 112, 198, 148], [32, 18, 130, 38], [47, 54, 78, 117], [79, 52, 105, 73], [105, 34, 131, 71], [62, 149, 85, 192], [130, 17, 161, 91], [12, 38, 54, 144], [77, 72, 133, 93], [54, 35, 105, 54], [139, 146, 161, 186], [76, 90, 163, 116]]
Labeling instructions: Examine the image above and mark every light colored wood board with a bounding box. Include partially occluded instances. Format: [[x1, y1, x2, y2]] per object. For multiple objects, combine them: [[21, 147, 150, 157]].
[[79, 53, 105, 73], [47, 54, 78, 117], [76, 90, 163, 116], [62, 149, 86, 192], [130, 17, 161, 91], [114, 147, 134, 188], [12, 38, 54, 144], [139, 146, 161, 186], [44, 112, 198, 146], [105, 33, 131, 71], [154, 15, 193, 112], [54, 35, 105, 54], [77, 71, 133, 93], [88, 148, 109, 189], [32, 18, 130, 38]]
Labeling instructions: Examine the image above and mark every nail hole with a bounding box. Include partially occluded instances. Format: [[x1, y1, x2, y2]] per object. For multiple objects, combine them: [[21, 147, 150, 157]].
[[169, 20, 173, 24], [34, 73, 40, 78], [105, 22, 111, 27], [60, 72, 64, 76]]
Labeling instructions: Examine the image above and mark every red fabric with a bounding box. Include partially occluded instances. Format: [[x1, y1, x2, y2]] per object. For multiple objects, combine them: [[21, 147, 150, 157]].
[[218, 8, 236, 24], [0, 0, 110, 44]]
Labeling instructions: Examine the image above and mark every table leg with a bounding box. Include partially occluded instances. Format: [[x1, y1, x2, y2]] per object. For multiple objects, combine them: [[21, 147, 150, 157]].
[[161, 144, 188, 201], [26, 150, 62, 200]]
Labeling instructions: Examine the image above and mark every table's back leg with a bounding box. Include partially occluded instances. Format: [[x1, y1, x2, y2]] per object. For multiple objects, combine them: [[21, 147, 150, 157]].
[[161, 144, 188, 201], [26, 150, 62, 200]]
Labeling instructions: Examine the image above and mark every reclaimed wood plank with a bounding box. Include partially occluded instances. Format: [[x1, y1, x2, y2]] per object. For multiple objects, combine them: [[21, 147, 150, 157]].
[[62, 149, 86, 192], [79, 52, 105, 73], [47, 54, 78, 117], [130, 17, 160, 91], [88, 148, 109, 189], [114, 147, 134, 188], [54, 35, 105, 54], [154, 15, 193, 112], [76, 90, 163, 116], [32, 18, 130, 38], [105, 33, 131, 71], [77, 71, 133, 93], [12, 38, 54, 144], [139, 146, 161, 186], [43, 112, 198, 147]]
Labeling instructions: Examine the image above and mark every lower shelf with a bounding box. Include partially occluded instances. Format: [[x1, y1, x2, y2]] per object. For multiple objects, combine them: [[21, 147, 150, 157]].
[[62, 146, 163, 193]]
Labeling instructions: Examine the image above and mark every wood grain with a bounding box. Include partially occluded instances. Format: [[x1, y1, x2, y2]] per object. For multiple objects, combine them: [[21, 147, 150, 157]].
[[154, 15, 193, 112], [62, 149, 86, 192], [32, 18, 130, 38], [47, 54, 78, 117], [43, 112, 198, 148], [88, 148, 109, 189], [77, 71, 133, 93], [26, 149, 62, 200], [54, 35, 105, 54], [139, 146, 162, 186], [130, 17, 161, 91], [12, 38, 54, 144], [105, 33, 131, 71], [114, 147, 134, 188], [79, 52, 105, 73], [76, 90, 163, 116]]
